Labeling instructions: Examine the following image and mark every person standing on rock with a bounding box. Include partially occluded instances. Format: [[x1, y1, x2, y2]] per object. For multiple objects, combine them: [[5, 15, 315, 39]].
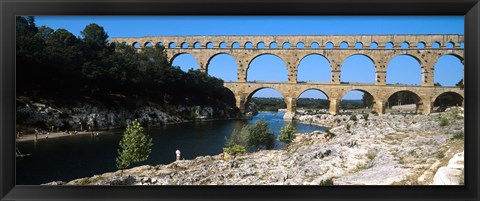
[[176, 149, 181, 161]]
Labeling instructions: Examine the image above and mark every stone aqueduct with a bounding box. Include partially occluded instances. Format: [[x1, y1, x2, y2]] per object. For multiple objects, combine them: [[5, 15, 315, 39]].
[[110, 35, 464, 119]]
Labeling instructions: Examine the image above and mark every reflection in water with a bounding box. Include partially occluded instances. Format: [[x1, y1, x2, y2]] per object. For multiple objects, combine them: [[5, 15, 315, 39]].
[[16, 112, 325, 185]]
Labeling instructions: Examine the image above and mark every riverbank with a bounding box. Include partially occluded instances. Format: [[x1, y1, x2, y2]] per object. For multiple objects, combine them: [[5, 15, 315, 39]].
[[45, 107, 464, 185], [16, 97, 242, 137], [16, 131, 111, 142]]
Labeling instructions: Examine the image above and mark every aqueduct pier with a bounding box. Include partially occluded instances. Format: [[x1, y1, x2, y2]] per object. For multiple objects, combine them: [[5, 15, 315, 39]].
[[110, 34, 464, 119]]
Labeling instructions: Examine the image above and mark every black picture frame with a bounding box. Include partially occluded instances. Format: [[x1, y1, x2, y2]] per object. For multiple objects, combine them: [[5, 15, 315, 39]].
[[1, 0, 479, 200]]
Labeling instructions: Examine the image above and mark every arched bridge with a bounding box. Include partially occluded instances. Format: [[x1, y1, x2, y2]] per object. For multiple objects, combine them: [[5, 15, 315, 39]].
[[110, 35, 464, 119]]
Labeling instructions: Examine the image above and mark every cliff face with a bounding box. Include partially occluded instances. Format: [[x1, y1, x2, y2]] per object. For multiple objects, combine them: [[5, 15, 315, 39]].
[[46, 107, 464, 185], [16, 98, 240, 131]]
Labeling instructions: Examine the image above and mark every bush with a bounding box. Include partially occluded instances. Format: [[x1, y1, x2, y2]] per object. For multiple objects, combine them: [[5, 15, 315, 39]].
[[247, 118, 275, 150], [362, 114, 369, 121], [324, 129, 336, 139], [349, 115, 357, 121], [452, 131, 464, 140], [279, 123, 297, 146], [346, 124, 351, 130], [223, 144, 246, 158], [439, 117, 449, 127], [319, 178, 334, 186], [116, 119, 153, 176], [226, 125, 249, 148]]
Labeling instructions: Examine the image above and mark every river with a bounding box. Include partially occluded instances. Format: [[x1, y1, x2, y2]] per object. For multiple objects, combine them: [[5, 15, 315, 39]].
[[16, 112, 326, 185]]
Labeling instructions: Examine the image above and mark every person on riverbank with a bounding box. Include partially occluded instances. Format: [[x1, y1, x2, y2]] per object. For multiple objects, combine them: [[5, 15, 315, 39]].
[[176, 149, 181, 161]]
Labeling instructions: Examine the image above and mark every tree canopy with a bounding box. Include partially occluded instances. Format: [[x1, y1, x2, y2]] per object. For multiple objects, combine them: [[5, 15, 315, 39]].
[[16, 16, 236, 110]]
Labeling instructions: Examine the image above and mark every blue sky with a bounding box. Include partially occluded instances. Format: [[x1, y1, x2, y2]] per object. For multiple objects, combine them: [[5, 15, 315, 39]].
[[34, 16, 464, 99]]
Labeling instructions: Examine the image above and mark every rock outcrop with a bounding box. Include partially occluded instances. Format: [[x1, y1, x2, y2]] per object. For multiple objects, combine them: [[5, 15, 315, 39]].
[[17, 99, 239, 131], [45, 107, 464, 185], [431, 151, 464, 185]]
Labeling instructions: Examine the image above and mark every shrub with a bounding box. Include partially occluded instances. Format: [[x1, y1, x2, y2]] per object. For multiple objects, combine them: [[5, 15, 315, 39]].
[[226, 125, 249, 148], [324, 129, 336, 139], [362, 114, 369, 121], [247, 118, 275, 150], [319, 178, 334, 186], [346, 124, 351, 130], [116, 119, 153, 176], [349, 115, 357, 121], [452, 131, 464, 140], [223, 144, 246, 158], [279, 123, 297, 146], [439, 117, 449, 127]]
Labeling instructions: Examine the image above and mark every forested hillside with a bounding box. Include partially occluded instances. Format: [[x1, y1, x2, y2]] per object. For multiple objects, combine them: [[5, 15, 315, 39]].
[[16, 16, 235, 109]]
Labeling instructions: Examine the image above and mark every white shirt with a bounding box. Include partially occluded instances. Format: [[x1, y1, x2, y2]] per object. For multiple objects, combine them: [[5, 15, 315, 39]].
[[176, 150, 181, 156]]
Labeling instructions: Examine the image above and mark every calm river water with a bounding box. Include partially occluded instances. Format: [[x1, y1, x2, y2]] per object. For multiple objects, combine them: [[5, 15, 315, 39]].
[[16, 112, 326, 185]]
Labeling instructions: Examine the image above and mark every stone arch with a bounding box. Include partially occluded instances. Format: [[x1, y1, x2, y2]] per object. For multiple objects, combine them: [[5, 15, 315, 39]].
[[232, 42, 240, 48], [296, 89, 331, 112], [370, 42, 378, 49], [206, 52, 238, 82], [156, 42, 164, 47], [193, 42, 201, 48], [386, 90, 422, 113], [296, 42, 305, 49], [282, 42, 291, 49], [401, 41, 409, 49], [297, 53, 331, 82], [181, 42, 189, 48], [310, 42, 319, 48], [432, 41, 441, 48], [297, 88, 330, 100], [386, 54, 422, 85], [219, 42, 227, 48], [446, 42, 455, 48], [434, 54, 464, 86], [221, 87, 238, 108], [433, 91, 464, 108], [206, 42, 214, 48], [244, 87, 287, 109], [245, 42, 253, 49], [325, 42, 334, 49], [339, 41, 349, 49], [340, 89, 377, 103], [132, 42, 140, 48], [270, 42, 278, 48], [246, 53, 288, 82], [385, 42, 394, 49], [339, 89, 376, 113], [144, 41, 153, 47], [355, 42, 363, 49], [417, 42, 426, 49], [340, 54, 376, 84], [170, 52, 200, 71], [257, 41, 266, 48], [168, 42, 176, 48]]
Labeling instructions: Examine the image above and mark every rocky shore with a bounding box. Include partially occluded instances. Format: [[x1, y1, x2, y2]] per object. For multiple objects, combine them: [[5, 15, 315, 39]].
[[16, 97, 240, 132], [45, 107, 464, 185]]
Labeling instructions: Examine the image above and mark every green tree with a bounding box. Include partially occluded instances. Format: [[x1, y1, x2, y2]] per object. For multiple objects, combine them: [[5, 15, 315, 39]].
[[226, 125, 249, 147], [247, 118, 275, 150], [81, 23, 109, 50], [116, 119, 153, 176], [361, 93, 374, 108], [278, 123, 297, 146]]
